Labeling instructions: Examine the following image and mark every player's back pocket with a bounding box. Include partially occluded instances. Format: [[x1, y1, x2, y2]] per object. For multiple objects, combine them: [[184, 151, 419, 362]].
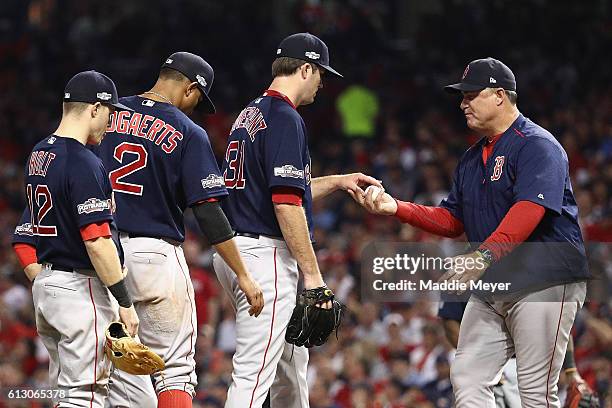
[[44, 283, 77, 292], [130, 251, 168, 265]]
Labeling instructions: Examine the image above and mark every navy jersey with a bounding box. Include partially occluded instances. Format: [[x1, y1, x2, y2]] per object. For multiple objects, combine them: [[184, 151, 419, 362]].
[[19, 136, 115, 270], [440, 114, 589, 291], [221, 92, 313, 239], [13, 206, 36, 246], [438, 300, 467, 322], [13, 201, 125, 265], [97, 96, 228, 242]]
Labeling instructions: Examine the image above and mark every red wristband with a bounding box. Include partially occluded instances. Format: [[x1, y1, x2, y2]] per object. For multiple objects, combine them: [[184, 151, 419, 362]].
[[272, 186, 303, 206], [80, 222, 112, 241], [13, 243, 38, 268]]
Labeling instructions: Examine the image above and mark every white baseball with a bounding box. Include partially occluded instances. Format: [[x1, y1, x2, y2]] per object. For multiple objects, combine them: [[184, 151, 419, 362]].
[[365, 185, 383, 200]]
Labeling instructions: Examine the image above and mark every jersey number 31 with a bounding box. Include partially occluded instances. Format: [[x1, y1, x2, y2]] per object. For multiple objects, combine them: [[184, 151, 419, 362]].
[[224, 140, 246, 189]]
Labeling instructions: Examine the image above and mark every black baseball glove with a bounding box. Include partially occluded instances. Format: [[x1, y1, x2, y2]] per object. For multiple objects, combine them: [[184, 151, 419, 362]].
[[285, 286, 343, 348]]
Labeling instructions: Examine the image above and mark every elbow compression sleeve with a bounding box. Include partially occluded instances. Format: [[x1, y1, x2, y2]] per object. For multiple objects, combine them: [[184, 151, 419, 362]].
[[192, 201, 235, 244]]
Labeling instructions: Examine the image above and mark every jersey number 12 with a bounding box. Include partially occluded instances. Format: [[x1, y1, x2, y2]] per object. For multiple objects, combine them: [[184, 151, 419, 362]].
[[26, 184, 57, 236]]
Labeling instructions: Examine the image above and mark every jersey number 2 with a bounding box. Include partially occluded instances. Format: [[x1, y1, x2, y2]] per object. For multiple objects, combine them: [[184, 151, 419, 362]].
[[224, 140, 246, 189], [109, 143, 148, 195], [27, 184, 57, 236]]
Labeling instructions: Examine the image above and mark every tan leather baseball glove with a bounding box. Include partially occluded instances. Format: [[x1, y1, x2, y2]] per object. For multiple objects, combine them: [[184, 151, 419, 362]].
[[105, 321, 165, 375]]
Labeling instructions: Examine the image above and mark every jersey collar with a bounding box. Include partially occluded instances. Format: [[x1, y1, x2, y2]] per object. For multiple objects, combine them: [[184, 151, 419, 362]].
[[263, 89, 297, 110], [477, 113, 525, 146]]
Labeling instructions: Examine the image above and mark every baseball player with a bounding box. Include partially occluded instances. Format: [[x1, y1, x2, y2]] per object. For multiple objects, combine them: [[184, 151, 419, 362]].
[[438, 301, 599, 407], [439, 300, 521, 408], [14, 211, 159, 408], [11, 71, 140, 407], [213, 33, 379, 408], [97, 52, 263, 408], [352, 58, 591, 407]]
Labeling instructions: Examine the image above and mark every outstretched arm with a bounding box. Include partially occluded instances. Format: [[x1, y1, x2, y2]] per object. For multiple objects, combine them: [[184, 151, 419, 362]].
[[349, 186, 464, 237], [312, 173, 381, 201]]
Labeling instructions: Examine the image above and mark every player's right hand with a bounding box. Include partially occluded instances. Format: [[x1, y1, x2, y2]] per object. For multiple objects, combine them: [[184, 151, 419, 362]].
[[238, 275, 264, 317], [348, 185, 398, 216], [118, 305, 139, 337], [303, 277, 332, 309]]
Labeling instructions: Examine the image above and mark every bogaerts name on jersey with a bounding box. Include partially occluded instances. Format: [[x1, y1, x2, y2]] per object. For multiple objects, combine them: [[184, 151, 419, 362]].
[[107, 111, 183, 154]]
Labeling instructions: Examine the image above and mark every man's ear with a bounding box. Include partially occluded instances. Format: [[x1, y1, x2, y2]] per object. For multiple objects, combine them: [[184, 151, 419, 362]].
[[497, 88, 507, 106], [91, 102, 102, 117], [300, 63, 311, 80], [186, 82, 199, 97]]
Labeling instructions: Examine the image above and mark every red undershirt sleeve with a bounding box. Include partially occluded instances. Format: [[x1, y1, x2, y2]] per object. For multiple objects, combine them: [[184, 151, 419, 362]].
[[394, 200, 464, 238], [13, 243, 37, 268], [271, 186, 303, 206], [479, 200, 546, 261], [196, 198, 220, 204], [80, 221, 112, 241]]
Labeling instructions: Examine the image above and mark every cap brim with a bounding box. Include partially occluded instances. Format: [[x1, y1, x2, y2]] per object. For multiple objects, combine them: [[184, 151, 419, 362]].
[[198, 89, 216, 114], [444, 82, 485, 94], [110, 102, 134, 111], [319, 64, 343, 78]]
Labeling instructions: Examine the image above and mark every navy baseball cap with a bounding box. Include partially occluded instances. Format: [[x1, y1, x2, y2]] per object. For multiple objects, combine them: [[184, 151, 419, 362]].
[[445, 57, 516, 93], [161, 52, 216, 113], [64, 70, 133, 111], [276, 33, 343, 77]]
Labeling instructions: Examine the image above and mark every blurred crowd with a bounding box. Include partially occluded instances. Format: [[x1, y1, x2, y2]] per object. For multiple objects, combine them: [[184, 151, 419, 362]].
[[0, 0, 610, 407]]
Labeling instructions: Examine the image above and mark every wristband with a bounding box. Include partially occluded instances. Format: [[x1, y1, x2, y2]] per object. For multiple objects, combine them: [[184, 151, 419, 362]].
[[562, 348, 576, 370], [108, 278, 133, 308], [475, 248, 494, 267]]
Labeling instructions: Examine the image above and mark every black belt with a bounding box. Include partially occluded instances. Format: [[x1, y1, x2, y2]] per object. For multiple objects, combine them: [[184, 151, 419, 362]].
[[46, 263, 97, 277], [235, 232, 260, 239], [121, 232, 181, 246], [235, 232, 283, 240], [126, 232, 161, 240], [51, 264, 75, 273]]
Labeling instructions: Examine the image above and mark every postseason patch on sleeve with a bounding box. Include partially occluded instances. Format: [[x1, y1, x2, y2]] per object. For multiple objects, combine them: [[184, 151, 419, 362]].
[[14, 223, 34, 236], [274, 165, 304, 179], [77, 198, 112, 214], [201, 174, 225, 189]]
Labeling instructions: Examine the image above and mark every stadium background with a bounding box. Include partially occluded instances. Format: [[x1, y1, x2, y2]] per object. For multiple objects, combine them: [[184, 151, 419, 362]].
[[0, 0, 610, 407]]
